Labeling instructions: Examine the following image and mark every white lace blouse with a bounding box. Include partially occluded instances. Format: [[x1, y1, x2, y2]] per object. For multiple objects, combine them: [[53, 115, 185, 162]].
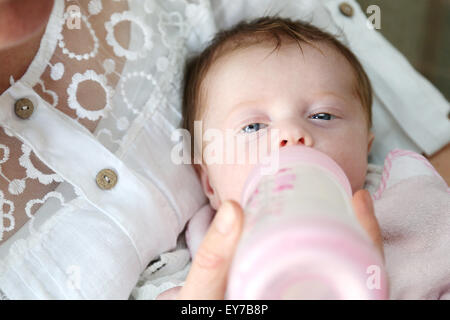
[[0, 0, 207, 299], [0, 0, 448, 300]]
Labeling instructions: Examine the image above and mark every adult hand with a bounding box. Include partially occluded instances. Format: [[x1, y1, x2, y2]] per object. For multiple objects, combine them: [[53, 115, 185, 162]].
[[156, 199, 244, 300], [175, 200, 244, 299], [352, 189, 385, 260]]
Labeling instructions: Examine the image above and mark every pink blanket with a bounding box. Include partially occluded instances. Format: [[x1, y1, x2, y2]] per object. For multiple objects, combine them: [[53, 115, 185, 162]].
[[369, 149, 450, 299]]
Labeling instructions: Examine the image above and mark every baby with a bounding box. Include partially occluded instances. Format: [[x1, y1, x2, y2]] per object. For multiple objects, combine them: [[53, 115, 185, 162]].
[[175, 16, 450, 299], [182, 16, 374, 252]]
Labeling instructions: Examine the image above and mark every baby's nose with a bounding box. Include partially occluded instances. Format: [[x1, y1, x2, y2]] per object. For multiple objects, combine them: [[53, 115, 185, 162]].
[[280, 137, 305, 147], [278, 123, 313, 148]]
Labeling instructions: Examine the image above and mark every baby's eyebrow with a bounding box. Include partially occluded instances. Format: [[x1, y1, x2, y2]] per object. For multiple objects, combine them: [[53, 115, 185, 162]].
[[229, 99, 265, 113], [314, 91, 348, 103], [310, 92, 353, 112], [225, 99, 265, 121], [225, 92, 350, 123], [223, 99, 264, 123]]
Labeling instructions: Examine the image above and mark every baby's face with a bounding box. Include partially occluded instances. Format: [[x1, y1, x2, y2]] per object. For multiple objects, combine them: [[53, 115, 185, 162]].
[[196, 41, 374, 210]]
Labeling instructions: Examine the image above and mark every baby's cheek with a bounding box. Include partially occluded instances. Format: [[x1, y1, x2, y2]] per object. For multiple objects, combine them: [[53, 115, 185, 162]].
[[345, 161, 368, 194], [216, 164, 254, 203], [332, 141, 368, 194]]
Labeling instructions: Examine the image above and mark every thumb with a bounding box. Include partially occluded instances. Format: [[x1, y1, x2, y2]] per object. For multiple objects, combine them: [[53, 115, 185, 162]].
[[177, 200, 244, 300]]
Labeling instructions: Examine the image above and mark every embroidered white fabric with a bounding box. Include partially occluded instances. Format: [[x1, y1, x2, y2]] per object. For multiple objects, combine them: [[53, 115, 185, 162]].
[[364, 163, 384, 195], [0, 0, 207, 299], [0, 0, 448, 299]]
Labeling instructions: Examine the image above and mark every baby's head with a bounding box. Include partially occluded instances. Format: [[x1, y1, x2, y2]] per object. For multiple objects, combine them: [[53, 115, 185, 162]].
[[182, 17, 375, 210]]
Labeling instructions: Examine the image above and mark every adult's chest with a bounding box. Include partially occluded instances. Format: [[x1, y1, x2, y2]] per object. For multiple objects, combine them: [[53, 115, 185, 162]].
[[0, 0, 129, 245]]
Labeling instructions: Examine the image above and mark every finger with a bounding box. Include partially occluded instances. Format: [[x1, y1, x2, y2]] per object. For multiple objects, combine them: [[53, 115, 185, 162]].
[[177, 200, 244, 300], [352, 189, 384, 261]]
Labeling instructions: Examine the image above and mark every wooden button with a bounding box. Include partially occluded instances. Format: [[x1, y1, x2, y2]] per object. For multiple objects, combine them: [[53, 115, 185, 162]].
[[339, 2, 354, 17], [14, 98, 34, 119], [96, 169, 118, 190]]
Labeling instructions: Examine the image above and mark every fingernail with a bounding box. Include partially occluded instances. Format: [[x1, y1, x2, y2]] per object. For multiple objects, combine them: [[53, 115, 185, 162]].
[[214, 201, 235, 235]]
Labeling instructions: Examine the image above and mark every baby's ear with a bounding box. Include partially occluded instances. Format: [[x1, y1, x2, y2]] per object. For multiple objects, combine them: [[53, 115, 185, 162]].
[[195, 163, 220, 210]]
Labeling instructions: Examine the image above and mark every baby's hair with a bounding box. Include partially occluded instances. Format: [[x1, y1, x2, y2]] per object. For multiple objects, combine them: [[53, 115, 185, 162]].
[[182, 16, 373, 163]]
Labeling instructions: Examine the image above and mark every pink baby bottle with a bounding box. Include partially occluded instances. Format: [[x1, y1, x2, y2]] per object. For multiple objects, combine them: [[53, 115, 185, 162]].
[[226, 145, 388, 300]]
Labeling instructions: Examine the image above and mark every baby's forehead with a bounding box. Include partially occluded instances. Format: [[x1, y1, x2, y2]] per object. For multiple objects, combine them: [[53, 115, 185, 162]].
[[202, 41, 356, 103], [205, 41, 352, 85], [214, 40, 343, 66], [201, 43, 362, 128]]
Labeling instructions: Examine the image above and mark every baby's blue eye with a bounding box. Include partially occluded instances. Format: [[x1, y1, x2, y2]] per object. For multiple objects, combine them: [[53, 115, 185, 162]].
[[241, 123, 268, 134], [310, 113, 335, 120]]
